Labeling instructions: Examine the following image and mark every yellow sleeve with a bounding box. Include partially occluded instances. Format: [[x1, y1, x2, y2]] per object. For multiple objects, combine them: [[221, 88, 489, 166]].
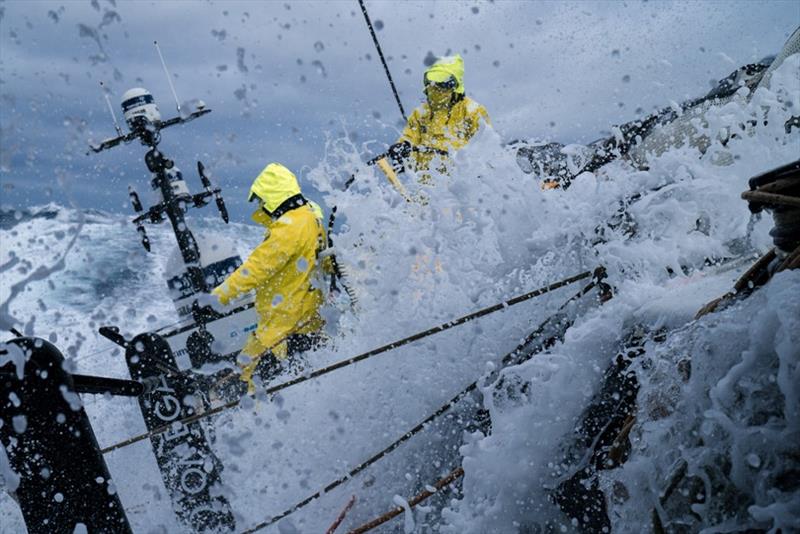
[[463, 103, 491, 140], [478, 104, 491, 127], [212, 222, 293, 305], [398, 108, 423, 146]]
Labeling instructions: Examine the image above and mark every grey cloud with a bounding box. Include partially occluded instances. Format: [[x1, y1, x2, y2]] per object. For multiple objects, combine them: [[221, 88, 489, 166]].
[[0, 0, 797, 223]]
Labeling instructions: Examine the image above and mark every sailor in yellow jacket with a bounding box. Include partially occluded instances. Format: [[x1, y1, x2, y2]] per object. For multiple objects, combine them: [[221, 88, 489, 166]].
[[212, 163, 325, 386], [385, 54, 490, 184]]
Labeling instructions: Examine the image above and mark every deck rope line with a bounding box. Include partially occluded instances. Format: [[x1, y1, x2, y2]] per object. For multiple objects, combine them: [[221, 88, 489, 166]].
[[100, 268, 597, 455], [239, 271, 609, 533]]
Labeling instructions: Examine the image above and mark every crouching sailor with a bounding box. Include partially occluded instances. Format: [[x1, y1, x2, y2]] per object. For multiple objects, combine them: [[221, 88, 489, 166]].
[[212, 163, 326, 389], [385, 54, 490, 184]]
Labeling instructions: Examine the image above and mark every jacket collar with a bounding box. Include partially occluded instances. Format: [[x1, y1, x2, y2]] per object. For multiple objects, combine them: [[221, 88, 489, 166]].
[[251, 194, 308, 227]]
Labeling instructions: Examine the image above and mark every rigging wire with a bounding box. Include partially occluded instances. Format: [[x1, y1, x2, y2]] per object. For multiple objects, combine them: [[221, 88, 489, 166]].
[[357, 0, 408, 122], [240, 382, 479, 534], [100, 268, 597, 454], [239, 273, 609, 533]]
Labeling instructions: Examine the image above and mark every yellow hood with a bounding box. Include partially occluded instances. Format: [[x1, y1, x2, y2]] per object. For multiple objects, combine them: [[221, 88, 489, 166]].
[[248, 163, 302, 213], [424, 55, 465, 95]]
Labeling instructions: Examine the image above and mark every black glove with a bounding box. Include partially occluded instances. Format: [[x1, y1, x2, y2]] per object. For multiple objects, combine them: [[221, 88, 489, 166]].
[[387, 141, 412, 169], [191, 299, 223, 324]]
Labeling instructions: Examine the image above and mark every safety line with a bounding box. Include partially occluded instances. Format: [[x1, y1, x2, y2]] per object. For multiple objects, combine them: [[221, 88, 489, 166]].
[[357, 0, 407, 122], [239, 273, 607, 533], [100, 269, 595, 455]]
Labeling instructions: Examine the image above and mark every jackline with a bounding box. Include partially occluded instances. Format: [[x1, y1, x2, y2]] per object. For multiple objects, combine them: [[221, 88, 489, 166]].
[[357, 0, 407, 122], [240, 272, 608, 533], [100, 269, 594, 455]]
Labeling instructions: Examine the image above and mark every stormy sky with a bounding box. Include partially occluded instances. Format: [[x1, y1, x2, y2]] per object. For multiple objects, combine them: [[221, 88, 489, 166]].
[[1, 0, 798, 221]]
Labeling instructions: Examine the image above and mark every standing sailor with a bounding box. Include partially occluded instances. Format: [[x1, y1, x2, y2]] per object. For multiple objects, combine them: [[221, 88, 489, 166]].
[[384, 54, 490, 183], [212, 163, 326, 388]]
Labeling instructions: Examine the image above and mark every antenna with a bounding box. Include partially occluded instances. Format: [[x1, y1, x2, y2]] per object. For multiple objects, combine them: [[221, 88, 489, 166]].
[[100, 81, 123, 136], [154, 40, 181, 115]]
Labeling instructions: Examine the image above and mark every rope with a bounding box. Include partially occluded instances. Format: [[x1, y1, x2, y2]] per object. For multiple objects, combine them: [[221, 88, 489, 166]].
[[238, 273, 608, 533], [72, 344, 116, 363], [357, 0, 407, 122], [240, 383, 479, 533], [347, 466, 464, 534], [100, 269, 596, 455], [326, 495, 356, 534]]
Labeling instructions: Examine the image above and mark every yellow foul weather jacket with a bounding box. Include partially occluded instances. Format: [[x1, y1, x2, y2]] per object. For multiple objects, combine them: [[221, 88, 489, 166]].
[[397, 55, 490, 176], [399, 97, 490, 172], [212, 164, 325, 365]]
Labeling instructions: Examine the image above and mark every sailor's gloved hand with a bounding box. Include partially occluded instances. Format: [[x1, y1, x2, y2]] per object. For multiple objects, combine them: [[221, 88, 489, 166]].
[[192, 294, 225, 324], [387, 141, 412, 170]]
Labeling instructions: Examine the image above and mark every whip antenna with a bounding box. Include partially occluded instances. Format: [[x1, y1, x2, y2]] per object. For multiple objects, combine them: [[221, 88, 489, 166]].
[[154, 40, 181, 115], [357, 0, 407, 122], [100, 81, 123, 136]]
